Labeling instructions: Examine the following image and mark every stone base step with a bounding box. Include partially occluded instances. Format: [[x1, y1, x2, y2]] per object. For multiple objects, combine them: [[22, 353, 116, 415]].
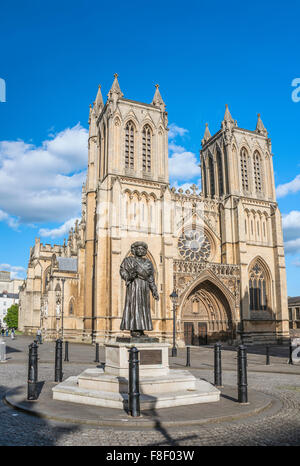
[[77, 368, 197, 394], [52, 376, 220, 409]]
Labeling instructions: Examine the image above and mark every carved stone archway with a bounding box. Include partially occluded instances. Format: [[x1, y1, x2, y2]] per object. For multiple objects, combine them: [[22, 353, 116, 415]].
[[179, 279, 235, 345]]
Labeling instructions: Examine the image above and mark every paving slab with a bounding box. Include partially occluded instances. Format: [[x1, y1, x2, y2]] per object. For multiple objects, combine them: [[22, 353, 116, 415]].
[[4, 381, 277, 430]]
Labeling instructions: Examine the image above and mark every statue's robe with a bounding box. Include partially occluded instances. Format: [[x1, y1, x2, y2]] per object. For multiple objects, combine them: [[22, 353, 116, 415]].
[[120, 256, 157, 331]]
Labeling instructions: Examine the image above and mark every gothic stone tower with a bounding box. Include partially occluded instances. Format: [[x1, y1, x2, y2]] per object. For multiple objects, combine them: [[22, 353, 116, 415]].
[[83, 75, 174, 341], [197, 106, 289, 343], [19, 77, 289, 345]]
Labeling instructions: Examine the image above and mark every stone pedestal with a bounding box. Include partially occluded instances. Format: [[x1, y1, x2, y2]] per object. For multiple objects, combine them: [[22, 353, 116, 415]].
[[52, 341, 220, 409]]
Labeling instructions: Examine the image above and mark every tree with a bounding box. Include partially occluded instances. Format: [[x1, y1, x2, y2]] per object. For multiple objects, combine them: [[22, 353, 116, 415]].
[[4, 303, 18, 329]]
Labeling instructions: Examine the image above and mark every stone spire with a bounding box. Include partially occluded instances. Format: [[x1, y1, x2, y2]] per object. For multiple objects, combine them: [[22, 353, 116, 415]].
[[223, 104, 234, 124], [88, 103, 93, 124], [107, 73, 123, 99], [221, 104, 237, 144], [94, 84, 104, 113], [152, 84, 165, 110], [201, 123, 211, 146], [255, 113, 268, 137]]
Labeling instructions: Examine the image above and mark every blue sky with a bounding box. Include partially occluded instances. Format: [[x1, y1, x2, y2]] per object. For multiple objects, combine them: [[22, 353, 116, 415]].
[[0, 0, 300, 295]]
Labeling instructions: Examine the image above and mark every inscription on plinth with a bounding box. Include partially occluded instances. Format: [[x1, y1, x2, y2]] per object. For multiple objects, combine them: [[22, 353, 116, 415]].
[[140, 349, 162, 365]]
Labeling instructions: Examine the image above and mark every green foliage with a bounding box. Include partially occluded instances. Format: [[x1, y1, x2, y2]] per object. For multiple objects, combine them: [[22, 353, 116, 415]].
[[4, 303, 19, 329]]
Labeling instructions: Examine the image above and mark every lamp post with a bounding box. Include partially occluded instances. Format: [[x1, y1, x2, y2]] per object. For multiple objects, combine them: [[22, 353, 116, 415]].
[[170, 290, 178, 357], [61, 278, 65, 342]]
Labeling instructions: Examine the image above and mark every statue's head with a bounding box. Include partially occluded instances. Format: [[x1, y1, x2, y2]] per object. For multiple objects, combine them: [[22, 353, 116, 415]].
[[131, 241, 148, 257]]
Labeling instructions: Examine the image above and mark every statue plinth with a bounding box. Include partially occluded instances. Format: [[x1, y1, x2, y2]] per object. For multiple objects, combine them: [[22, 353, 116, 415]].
[[52, 340, 221, 409], [116, 335, 159, 344]]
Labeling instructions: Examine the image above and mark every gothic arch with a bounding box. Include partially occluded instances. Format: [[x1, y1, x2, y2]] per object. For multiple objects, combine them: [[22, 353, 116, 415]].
[[141, 118, 156, 133], [124, 120, 136, 170], [44, 266, 51, 292], [142, 124, 152, 173], [178, 271, 236, 344], [68, 297, 75, 316], [240, 146, 250, 193], [253, 149, 263, 194], [178, 268, 237, 322], [248, 256, 272, 312]]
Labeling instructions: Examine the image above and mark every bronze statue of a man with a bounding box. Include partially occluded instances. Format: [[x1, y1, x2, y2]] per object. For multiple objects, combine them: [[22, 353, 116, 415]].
[[120, 242, 159, 337]]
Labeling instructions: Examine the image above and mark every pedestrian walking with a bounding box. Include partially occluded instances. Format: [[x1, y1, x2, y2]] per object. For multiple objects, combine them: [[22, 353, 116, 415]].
[[1, 328, 4, 337], [36, 328, 42, 344], [11, 328, 15, 340], [5, 328, 8, 337]]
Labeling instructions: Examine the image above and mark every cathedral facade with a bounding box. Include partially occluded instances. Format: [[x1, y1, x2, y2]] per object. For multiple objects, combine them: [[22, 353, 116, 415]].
[[19, 75, 289, 345]]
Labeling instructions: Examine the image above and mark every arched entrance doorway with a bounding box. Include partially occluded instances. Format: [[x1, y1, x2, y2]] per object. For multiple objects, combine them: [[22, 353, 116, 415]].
[[181, 280, 234, 345]]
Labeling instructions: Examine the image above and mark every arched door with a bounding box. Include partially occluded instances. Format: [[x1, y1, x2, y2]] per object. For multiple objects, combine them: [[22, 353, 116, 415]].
[[181, 279, 234, 345]]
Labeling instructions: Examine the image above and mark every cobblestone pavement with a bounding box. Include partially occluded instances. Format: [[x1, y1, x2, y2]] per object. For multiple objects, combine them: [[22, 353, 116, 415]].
[[1, 336, 300, 446]]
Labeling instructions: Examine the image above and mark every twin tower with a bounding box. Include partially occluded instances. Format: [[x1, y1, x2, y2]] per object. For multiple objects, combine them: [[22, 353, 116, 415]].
[[19, 75, 289, 345]]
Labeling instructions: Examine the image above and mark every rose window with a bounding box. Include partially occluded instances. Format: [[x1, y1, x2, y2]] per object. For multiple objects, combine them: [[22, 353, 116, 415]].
[[178, 230, 211, 261]]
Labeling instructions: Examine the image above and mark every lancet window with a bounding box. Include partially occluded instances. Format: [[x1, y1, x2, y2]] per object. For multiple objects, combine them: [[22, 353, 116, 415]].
[[125, 121, 135, 169], [69, 299, 74, 315], [240, 148, 249, 192], [249, 261, 268, 311], [253, 151, 262, 193], [142, 125, 152, 172], [209, 156, 215, 196], [216, 148, 224, 196]]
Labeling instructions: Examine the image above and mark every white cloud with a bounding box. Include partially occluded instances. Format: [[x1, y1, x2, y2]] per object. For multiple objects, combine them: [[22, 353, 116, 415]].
[[39, 217, 80, 239], [282, 211, 300, 253], [168, 123, 188, 140], [276, 174, 300, 198], [0, 123, 88, 224], [0, 209, 19, 229], [282, 211, 300, 241], [285, 238, 300, 254], [168, 123, 200, 183], [0, 263, 26, 279], [169, 151, 200, 181]]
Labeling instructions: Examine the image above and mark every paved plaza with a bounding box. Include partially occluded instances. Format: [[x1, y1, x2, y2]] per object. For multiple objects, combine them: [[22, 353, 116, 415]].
[[1, 335, 300, 446]]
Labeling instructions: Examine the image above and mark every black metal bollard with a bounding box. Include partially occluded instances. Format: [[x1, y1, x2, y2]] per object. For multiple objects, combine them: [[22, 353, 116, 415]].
[[128, 347, 140, 417], [214, 343, 222, 387], [27, 342, 38, 400], [64, 341, 69, 362], [266, 345, 270, 365], [288, 340, 294, 365], [54, 339, 63, 382], [94, 342, 100, 363], [186, 346, 191, 367], [237, 345, 248, 403]]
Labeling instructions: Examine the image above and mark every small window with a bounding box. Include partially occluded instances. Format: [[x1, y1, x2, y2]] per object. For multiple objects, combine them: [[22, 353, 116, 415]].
[[142, 125, 152, 172], [125, 121, 135, 169], [69, 300, 74, 315]]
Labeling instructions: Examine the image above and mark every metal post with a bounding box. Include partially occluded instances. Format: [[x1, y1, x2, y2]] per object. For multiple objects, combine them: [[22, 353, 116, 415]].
[[94, 343, 99, 363], [27, 342, 38, 400], [64, 341, 69, 362], [55, 338, 63, 382], [237, 345, 248, 404], [186, 346, 191, 367], [128, 347, 140, 417], [61, 278, 65, 341], [288, 340, 294, 365], [266, 345, 270, 365], [172, 303, 177, 357], [214, 343, 222, 387], [0, 340, 6, 362]]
